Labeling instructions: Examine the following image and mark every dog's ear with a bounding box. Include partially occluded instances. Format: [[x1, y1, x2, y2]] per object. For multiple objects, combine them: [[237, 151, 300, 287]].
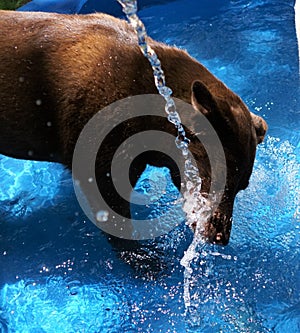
[[250, 112, 268, 144], [191, 80, 218, 116]]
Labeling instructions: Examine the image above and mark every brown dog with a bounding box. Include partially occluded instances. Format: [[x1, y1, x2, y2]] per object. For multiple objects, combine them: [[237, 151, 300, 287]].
[[0, 10, 267, 245]]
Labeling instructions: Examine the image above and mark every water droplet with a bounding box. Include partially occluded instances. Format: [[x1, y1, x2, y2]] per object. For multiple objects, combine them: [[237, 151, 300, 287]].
[[96, 210, 109, 222]]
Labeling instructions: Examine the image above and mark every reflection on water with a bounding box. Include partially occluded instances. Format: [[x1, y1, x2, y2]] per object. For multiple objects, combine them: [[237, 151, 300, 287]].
[[1, 278, 129, 332]]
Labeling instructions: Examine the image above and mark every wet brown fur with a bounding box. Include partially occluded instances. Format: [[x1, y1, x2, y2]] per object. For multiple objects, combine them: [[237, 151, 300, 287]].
[[0, 11, 267, 245]]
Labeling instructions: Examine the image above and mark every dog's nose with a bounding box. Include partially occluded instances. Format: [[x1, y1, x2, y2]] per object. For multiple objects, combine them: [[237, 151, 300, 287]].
[[190, 214, 232, 246], [210, 232, 230, 246], [189, 212, 232, 246], [207, 213, 232, 246]]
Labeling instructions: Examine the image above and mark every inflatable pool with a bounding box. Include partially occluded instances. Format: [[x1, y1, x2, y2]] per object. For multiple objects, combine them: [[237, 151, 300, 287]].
[[1, 1, 299, 332]]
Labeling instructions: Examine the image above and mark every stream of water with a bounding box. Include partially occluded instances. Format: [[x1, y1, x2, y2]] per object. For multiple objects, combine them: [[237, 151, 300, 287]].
[[117, 0, 216, 316]]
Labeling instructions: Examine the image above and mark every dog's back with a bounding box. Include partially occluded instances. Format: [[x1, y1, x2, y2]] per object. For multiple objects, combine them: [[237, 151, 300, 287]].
[[0, 11, 142, 162]]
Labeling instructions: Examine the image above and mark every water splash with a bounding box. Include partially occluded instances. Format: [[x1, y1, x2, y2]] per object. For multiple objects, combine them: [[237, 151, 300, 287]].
[[117, 0, 212, 313]]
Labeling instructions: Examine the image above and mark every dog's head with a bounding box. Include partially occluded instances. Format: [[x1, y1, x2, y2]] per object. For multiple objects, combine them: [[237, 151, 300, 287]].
[[189, 81, 267, 245]]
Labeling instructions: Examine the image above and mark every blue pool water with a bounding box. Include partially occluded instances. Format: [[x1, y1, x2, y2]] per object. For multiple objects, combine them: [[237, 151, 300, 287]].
[[1, 0, 299, 332]]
